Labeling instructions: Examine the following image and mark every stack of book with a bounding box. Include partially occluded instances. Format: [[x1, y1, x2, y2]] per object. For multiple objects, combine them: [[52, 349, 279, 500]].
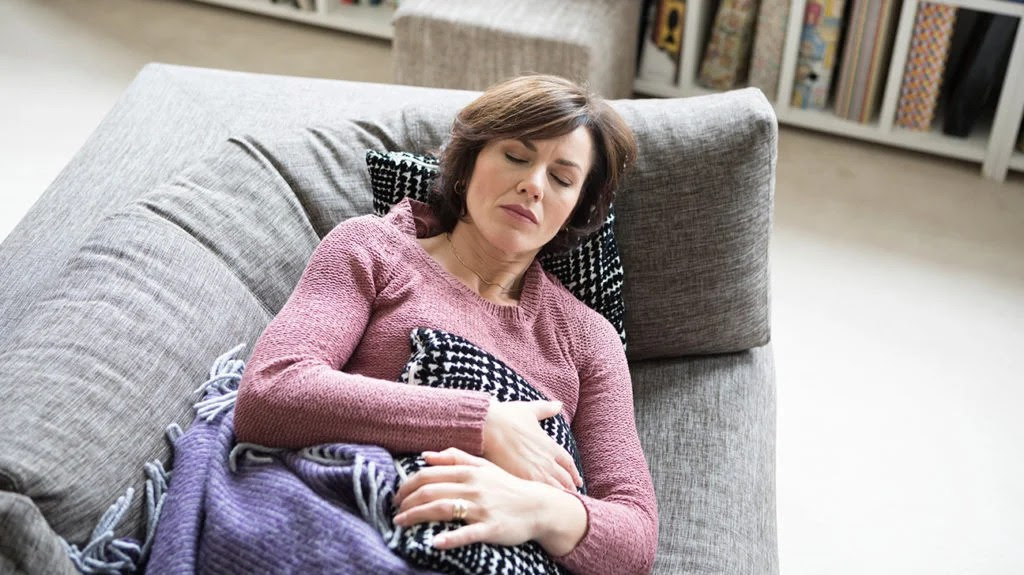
[[833, 0, 901, 122]]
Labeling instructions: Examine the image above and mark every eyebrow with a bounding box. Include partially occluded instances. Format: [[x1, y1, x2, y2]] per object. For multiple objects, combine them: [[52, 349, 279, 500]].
[[518, 139, 583, 172]]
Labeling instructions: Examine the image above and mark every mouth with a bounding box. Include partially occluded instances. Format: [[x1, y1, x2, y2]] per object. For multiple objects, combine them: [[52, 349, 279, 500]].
[[500, 204, 539, 224]]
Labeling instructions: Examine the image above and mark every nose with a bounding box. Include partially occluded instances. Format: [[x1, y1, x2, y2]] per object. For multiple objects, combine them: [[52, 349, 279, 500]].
[[518, 167, 545, 201]]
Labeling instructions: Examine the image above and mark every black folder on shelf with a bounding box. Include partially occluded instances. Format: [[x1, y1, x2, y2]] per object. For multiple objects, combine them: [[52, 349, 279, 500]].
[[942, 7, 1020, 137]]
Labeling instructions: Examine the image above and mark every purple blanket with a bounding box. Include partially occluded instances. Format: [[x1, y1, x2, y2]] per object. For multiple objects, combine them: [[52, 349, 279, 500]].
[[146, 349, 439, 575]]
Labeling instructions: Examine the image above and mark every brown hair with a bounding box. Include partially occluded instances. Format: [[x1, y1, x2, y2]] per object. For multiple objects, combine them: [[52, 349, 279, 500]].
[[431, 75, 637, 255]]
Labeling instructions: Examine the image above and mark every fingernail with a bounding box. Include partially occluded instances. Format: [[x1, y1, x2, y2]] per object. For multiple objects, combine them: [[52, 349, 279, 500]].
[[433, 535, 447, 546], [423, 451, 439, 458]]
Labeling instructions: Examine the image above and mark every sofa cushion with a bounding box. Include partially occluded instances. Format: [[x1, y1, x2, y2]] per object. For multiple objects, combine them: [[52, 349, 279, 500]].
[[631, 345, 778, 573], [366, 149, 627, 347], [610, 90, 775, 359]]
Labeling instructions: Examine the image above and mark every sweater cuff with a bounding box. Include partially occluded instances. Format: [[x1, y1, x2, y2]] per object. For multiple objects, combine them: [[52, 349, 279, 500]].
[[552, 491, 595, 570], [448, 391, 491, 456], [552, 493, 653, 575]]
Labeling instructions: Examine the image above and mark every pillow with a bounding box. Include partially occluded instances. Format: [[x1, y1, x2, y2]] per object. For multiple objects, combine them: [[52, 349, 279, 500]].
[[392, 327, 582, 575], [366, 150, 627, 348]]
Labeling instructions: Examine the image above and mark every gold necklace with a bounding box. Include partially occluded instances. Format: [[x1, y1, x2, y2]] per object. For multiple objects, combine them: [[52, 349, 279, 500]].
[[445, 233, 522, 296]]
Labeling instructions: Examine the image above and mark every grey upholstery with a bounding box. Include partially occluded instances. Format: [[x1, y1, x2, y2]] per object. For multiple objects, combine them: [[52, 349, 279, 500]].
[[0, 493, 76, 575], [393, 0, 643, 99], [0, 64, 777, 574]]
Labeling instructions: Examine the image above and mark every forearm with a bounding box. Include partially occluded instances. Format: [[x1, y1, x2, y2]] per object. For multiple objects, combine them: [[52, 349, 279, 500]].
[[235, 359, 492, 452], [534, 486, 588, 557]]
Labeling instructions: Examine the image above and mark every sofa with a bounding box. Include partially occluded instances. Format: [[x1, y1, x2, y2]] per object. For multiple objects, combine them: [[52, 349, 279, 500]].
[[0, 63, 778, 574]]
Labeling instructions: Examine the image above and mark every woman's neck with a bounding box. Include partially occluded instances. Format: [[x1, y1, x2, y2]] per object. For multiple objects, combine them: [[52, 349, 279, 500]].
[[424, 225, 534, 304]]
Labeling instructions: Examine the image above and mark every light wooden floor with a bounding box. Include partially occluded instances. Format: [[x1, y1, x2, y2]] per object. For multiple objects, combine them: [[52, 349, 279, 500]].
[[3, 1, 1023, 573]]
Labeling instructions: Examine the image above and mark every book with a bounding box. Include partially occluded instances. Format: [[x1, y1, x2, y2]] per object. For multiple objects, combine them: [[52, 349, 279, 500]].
[[834, 0, 901, 123], [940, 8, 983, 109], [637, 0, 686, 87], [749, 0, 791, 100], [942, 14, 1018, 137], [894, 2, 958, 131], [791, 0, 848, 110], [698, 0, 760, 90]]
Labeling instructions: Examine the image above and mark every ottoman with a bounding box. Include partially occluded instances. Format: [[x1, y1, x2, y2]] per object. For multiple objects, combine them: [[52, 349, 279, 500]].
[[392, 0, 643, 99]]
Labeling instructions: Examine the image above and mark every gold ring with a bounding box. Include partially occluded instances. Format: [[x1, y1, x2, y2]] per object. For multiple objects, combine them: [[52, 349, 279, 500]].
[[451, 499, 468, 521]]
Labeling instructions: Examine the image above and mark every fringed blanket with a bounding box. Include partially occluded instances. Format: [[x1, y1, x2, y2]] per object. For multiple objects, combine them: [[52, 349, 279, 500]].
[[67, 331, 583, 574], [144, 346, 438, 575]]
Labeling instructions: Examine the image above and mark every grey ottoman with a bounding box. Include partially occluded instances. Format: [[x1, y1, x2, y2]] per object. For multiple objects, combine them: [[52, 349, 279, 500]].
[[392, 0, 642, 99]]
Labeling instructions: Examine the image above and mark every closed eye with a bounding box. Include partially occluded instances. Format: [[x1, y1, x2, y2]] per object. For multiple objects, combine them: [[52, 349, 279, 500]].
[[551, 174, 572, 187], [505, 153, 526, 164]]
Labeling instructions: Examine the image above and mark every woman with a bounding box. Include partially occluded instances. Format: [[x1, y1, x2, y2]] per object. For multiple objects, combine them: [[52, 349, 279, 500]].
[[234, 75, 658, 574]]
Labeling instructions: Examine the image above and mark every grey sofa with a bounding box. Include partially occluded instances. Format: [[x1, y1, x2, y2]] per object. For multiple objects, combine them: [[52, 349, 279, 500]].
[[0, 63, 778, 574]]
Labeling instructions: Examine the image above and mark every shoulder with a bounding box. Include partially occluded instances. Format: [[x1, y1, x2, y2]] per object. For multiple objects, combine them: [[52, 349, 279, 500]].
[[320, 200, 416, 254], [537, 269, 623, 358]]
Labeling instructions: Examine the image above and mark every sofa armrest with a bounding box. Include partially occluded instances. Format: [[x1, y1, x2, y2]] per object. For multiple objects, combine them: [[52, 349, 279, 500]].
[[633, 345, 778, 574]]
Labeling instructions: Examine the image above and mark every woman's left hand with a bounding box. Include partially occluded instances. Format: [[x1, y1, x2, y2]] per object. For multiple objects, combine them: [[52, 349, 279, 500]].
[[392, 447, 558, 550]]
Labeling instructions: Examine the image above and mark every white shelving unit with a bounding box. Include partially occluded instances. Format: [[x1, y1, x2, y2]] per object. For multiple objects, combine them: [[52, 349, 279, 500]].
[[191, 0, 395, 40], [635, 0, 1024, 181], [188, 0, 1024, 180]]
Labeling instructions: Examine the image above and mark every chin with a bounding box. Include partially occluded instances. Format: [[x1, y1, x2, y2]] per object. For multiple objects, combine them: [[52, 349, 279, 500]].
[[484, 230, 545, 257]]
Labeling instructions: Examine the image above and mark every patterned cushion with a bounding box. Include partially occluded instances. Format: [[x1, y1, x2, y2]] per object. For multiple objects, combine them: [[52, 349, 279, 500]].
[[366, 149, 627, 348], [392, 327, 582, 575]]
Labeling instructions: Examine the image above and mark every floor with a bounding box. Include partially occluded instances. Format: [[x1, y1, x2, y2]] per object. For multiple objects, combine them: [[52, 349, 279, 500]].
[[3, 1, 1023, 573]]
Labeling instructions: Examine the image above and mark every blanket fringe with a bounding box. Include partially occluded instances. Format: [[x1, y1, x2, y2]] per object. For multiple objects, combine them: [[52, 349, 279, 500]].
[[193, 343, 246, 420], [354, 454, 405, 549], [62, 344, 245, 574], [61, 458, 171, 574]]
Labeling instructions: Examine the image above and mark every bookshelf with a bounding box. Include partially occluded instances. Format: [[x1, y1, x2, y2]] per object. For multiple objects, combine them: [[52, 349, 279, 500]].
[[634, 0, 1024, 182], [187, 0, 1024, 180], [189, 0, 395, 40]]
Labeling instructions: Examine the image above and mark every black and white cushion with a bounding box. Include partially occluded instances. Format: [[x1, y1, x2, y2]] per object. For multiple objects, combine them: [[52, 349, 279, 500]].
[[366, 149, 627, 348], [391, 328, 581, 575]]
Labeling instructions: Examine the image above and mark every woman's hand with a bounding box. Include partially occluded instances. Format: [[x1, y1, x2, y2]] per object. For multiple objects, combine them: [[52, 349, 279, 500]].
[[392, 448, 587, 554], [482, 399, 583, 491]]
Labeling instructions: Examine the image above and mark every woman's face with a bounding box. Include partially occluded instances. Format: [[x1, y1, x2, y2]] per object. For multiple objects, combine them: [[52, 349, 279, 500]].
[[463, 126, 594, 257]]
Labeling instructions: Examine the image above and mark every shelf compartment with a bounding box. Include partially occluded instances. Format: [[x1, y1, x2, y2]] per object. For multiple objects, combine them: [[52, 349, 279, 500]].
[[1009, 150, 1024, 172], [780, 106, 989, 163]]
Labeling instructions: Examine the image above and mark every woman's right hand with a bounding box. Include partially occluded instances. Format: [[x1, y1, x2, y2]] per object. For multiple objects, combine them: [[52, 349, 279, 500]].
[[481, 399, 583, 492]]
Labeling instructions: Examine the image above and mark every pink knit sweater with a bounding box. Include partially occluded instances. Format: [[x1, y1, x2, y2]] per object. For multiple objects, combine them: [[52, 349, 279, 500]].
[[235, 199, 657, 574]]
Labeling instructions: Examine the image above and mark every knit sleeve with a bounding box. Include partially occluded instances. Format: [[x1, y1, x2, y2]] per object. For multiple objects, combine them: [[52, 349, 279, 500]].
[[554, 315, 659, 575], [234, 216, 491, 453]]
